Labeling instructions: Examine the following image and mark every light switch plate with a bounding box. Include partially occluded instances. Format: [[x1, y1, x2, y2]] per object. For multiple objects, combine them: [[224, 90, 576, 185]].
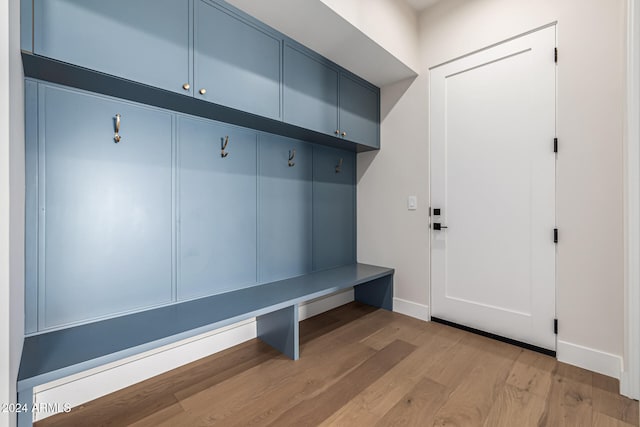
[[407, 196, 417, 210]]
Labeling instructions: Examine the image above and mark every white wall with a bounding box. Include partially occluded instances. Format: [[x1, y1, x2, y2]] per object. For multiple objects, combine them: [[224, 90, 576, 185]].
[[358, 76, 429, 316], [624, 0, 640, 399], [0, 0, 11, 419], [1, 0, 25, 426], [359, 0, 627, 377]]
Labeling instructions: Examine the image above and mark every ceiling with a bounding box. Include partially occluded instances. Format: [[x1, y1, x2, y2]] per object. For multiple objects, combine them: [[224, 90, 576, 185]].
[[404, 0, 442, 12]]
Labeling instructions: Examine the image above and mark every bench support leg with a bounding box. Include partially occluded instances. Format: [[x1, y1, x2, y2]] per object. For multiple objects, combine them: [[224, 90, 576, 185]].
[[355, 275, 394, 310], [257, 304, 299, 360], [17, 387, 33, 427]]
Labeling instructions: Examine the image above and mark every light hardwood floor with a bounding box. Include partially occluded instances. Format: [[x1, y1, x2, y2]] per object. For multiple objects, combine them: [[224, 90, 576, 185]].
[[37, 302, 639, 427]]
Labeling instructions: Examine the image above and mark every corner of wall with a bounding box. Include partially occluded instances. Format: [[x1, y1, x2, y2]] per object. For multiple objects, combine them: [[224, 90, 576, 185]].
[[7, 0, 26, 425]]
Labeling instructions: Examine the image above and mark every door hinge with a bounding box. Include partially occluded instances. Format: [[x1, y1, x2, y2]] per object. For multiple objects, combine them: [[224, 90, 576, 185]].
[[554, 318, 558, 334], [554, 138, 558, 153], [554, 228, 558, 243], [554, 47, 558, 63]]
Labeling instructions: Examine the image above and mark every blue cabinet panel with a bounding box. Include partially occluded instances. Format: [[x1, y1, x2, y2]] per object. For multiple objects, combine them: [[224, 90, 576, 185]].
[[339, 74, 380, 148], [25, 80, 39, 334], [38, 84, 173, 330], [312, 146, 356, 271], [33, 0, 191, 95], [284, 44, 339, 136], [259, 134, 312, 283], [178, 116, 258, 300], [195, 0, 281, 119]]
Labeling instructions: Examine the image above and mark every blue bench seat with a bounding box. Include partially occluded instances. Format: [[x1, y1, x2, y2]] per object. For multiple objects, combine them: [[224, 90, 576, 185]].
[[17, 263, 393, 426]]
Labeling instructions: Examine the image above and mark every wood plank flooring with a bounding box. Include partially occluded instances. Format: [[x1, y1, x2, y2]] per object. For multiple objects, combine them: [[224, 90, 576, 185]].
[[36, 302, 638, 427]]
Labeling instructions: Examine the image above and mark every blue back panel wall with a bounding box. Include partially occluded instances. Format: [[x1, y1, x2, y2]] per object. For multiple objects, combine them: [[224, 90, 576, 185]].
[[313, 146, 356, 271], [194, 0, 281, 119], [177, 116, 258, 300], [259, 134, 312, 283], [25, 81, 357, 333], [33, 0, 191, 96], [32, 83, 174, 331]]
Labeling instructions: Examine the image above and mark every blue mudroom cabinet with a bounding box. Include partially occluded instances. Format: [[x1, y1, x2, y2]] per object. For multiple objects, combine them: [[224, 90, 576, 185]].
[[24, 0, 380, 150], [22, 0, 372, 334]]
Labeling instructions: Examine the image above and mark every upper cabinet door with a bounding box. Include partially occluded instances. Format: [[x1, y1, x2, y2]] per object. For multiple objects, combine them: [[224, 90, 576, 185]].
[[284, 44, 339, 137], [37, 84, 173, 330], [33, 0, 191, 95], [178, 116, 258, 301], [194, 0, 281, 120], [339, 74, 380, 149]]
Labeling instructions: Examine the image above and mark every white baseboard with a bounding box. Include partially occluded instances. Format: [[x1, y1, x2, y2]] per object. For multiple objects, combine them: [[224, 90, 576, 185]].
[[620, 371, 640, 399], [557, 339, 623, 380], [392, 297, 430, 321], [33, 289, 354, 422]]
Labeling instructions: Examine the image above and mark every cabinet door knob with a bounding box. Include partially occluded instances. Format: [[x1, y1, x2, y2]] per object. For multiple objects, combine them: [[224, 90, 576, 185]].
[[199, 88, 207, 95], [341, 131, 347, 137], [335, 130, 340, 135], [182, 83, 190, 91]]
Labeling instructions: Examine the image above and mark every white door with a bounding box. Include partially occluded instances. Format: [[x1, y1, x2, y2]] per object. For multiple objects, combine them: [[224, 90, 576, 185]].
[[430, 26, 557, 351]]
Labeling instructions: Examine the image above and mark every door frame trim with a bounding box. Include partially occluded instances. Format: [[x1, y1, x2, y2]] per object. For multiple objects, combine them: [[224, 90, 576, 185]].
[[623, 0, 640, 400], [428, 22, 557, 71]]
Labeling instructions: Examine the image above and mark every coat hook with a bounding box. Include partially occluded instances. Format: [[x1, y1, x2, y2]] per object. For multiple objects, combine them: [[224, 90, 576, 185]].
[[288, 149, 296, 167], [221, 136, 229, 158], [114, 114, 122, 143], [335, 158, 343, 173]]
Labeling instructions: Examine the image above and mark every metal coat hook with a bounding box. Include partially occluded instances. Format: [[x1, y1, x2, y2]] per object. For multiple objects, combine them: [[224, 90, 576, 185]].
[[335, 158, 343, 173], [288, 149, 296, 167], [221, 136, 229, 158], [114, 114, 122, 143]]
